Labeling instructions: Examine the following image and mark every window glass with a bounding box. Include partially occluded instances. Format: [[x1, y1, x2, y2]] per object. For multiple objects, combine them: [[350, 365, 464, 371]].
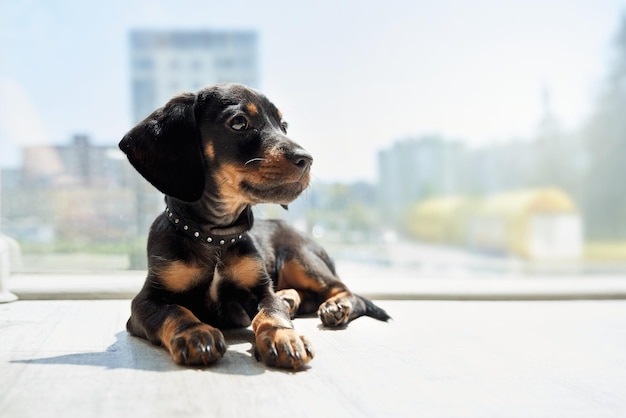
[[1, 1, 625, 280]]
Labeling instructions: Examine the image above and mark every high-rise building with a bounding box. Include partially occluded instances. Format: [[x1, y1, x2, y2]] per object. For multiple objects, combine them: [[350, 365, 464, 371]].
[[129, 30, 259, 123]]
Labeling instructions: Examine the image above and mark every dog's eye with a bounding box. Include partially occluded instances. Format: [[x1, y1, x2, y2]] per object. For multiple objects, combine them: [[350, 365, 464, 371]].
[[281, 121, 288, 133], [229, 115, 249, 131]]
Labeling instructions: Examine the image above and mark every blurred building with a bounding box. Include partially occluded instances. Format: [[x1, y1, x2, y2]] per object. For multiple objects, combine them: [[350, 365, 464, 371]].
[[130, 30, 259, 123], [377, 136, 465, 223], [1, 135, 136, 244], [464, 141, 537, 195], [7, 135, 132, 189]]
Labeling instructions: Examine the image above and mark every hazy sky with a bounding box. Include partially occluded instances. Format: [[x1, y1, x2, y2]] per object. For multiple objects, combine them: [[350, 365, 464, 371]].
[[1, 0, 625, 181]]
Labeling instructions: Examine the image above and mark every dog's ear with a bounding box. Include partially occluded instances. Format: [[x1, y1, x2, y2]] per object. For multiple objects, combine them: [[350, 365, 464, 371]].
[[119, 93, 205, 202]]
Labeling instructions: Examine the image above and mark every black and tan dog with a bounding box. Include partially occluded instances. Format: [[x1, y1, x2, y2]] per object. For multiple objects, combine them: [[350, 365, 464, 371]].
[[119, 83, 389, 370]]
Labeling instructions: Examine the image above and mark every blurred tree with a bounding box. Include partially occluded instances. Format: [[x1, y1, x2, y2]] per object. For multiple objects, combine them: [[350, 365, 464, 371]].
[[532, 87, 587, 207], [584, 15, 626, 239]]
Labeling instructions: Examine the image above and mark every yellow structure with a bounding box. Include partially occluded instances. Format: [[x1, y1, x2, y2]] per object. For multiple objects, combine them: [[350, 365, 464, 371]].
[[408, 189, 583, 260], [407, 196, 475, 244]]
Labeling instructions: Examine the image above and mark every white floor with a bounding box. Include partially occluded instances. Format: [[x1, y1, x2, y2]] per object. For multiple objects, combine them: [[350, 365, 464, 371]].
[[2, 299, 626, 417]]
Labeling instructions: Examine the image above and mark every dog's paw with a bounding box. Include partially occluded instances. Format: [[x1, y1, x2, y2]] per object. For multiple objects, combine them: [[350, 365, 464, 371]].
[[254, 328, 314, 369], [318, 297, 353, 327], [169, 324, 226, 366], [275, 289, 301, 319]]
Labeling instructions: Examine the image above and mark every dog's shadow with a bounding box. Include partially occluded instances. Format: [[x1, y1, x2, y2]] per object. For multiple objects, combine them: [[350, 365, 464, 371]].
[[10, 329, 270, 376]]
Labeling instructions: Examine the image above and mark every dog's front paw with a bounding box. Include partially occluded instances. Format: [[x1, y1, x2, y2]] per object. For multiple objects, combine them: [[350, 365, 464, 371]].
[[275, 289, 301, 319], [169, 324, 226, 366], [255, 328, 314, 370], [318, 297, 353, 327]]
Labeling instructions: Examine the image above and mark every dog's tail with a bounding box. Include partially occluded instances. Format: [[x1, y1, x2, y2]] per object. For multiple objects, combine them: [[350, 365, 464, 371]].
[[358, 294, 391, 322]]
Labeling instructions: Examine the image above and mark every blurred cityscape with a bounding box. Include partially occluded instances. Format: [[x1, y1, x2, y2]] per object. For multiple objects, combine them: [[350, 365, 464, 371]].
[[2, 25, 626, 273]]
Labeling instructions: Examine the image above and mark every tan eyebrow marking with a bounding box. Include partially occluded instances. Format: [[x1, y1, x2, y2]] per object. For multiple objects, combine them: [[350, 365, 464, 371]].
[[245, 103, 258, 115]]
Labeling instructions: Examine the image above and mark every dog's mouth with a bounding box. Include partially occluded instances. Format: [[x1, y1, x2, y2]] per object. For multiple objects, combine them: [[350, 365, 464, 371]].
[[215, 161, 310, 214], [241, 173, 310, 205], [237, 148, 312, 205]]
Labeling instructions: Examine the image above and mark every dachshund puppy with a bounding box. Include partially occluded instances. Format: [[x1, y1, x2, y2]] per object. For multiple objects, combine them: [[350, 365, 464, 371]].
[[119, 83, 389, 369]]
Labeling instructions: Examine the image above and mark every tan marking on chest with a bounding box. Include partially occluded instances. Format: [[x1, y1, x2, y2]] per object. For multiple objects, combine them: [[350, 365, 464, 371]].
[[159, 261, 204, 293], [223, 256, 265, 289]]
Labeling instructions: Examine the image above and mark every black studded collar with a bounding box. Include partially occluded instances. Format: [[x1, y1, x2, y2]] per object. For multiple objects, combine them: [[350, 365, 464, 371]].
[[164, 204, 254, 248]]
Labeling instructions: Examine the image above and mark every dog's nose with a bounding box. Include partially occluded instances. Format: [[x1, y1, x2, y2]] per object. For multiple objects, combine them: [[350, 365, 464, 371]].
[[287, 150, 313, 172]]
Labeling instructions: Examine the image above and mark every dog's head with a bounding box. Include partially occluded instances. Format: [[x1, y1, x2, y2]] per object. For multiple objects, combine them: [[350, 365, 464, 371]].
[[119, 84, 312, 212]]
